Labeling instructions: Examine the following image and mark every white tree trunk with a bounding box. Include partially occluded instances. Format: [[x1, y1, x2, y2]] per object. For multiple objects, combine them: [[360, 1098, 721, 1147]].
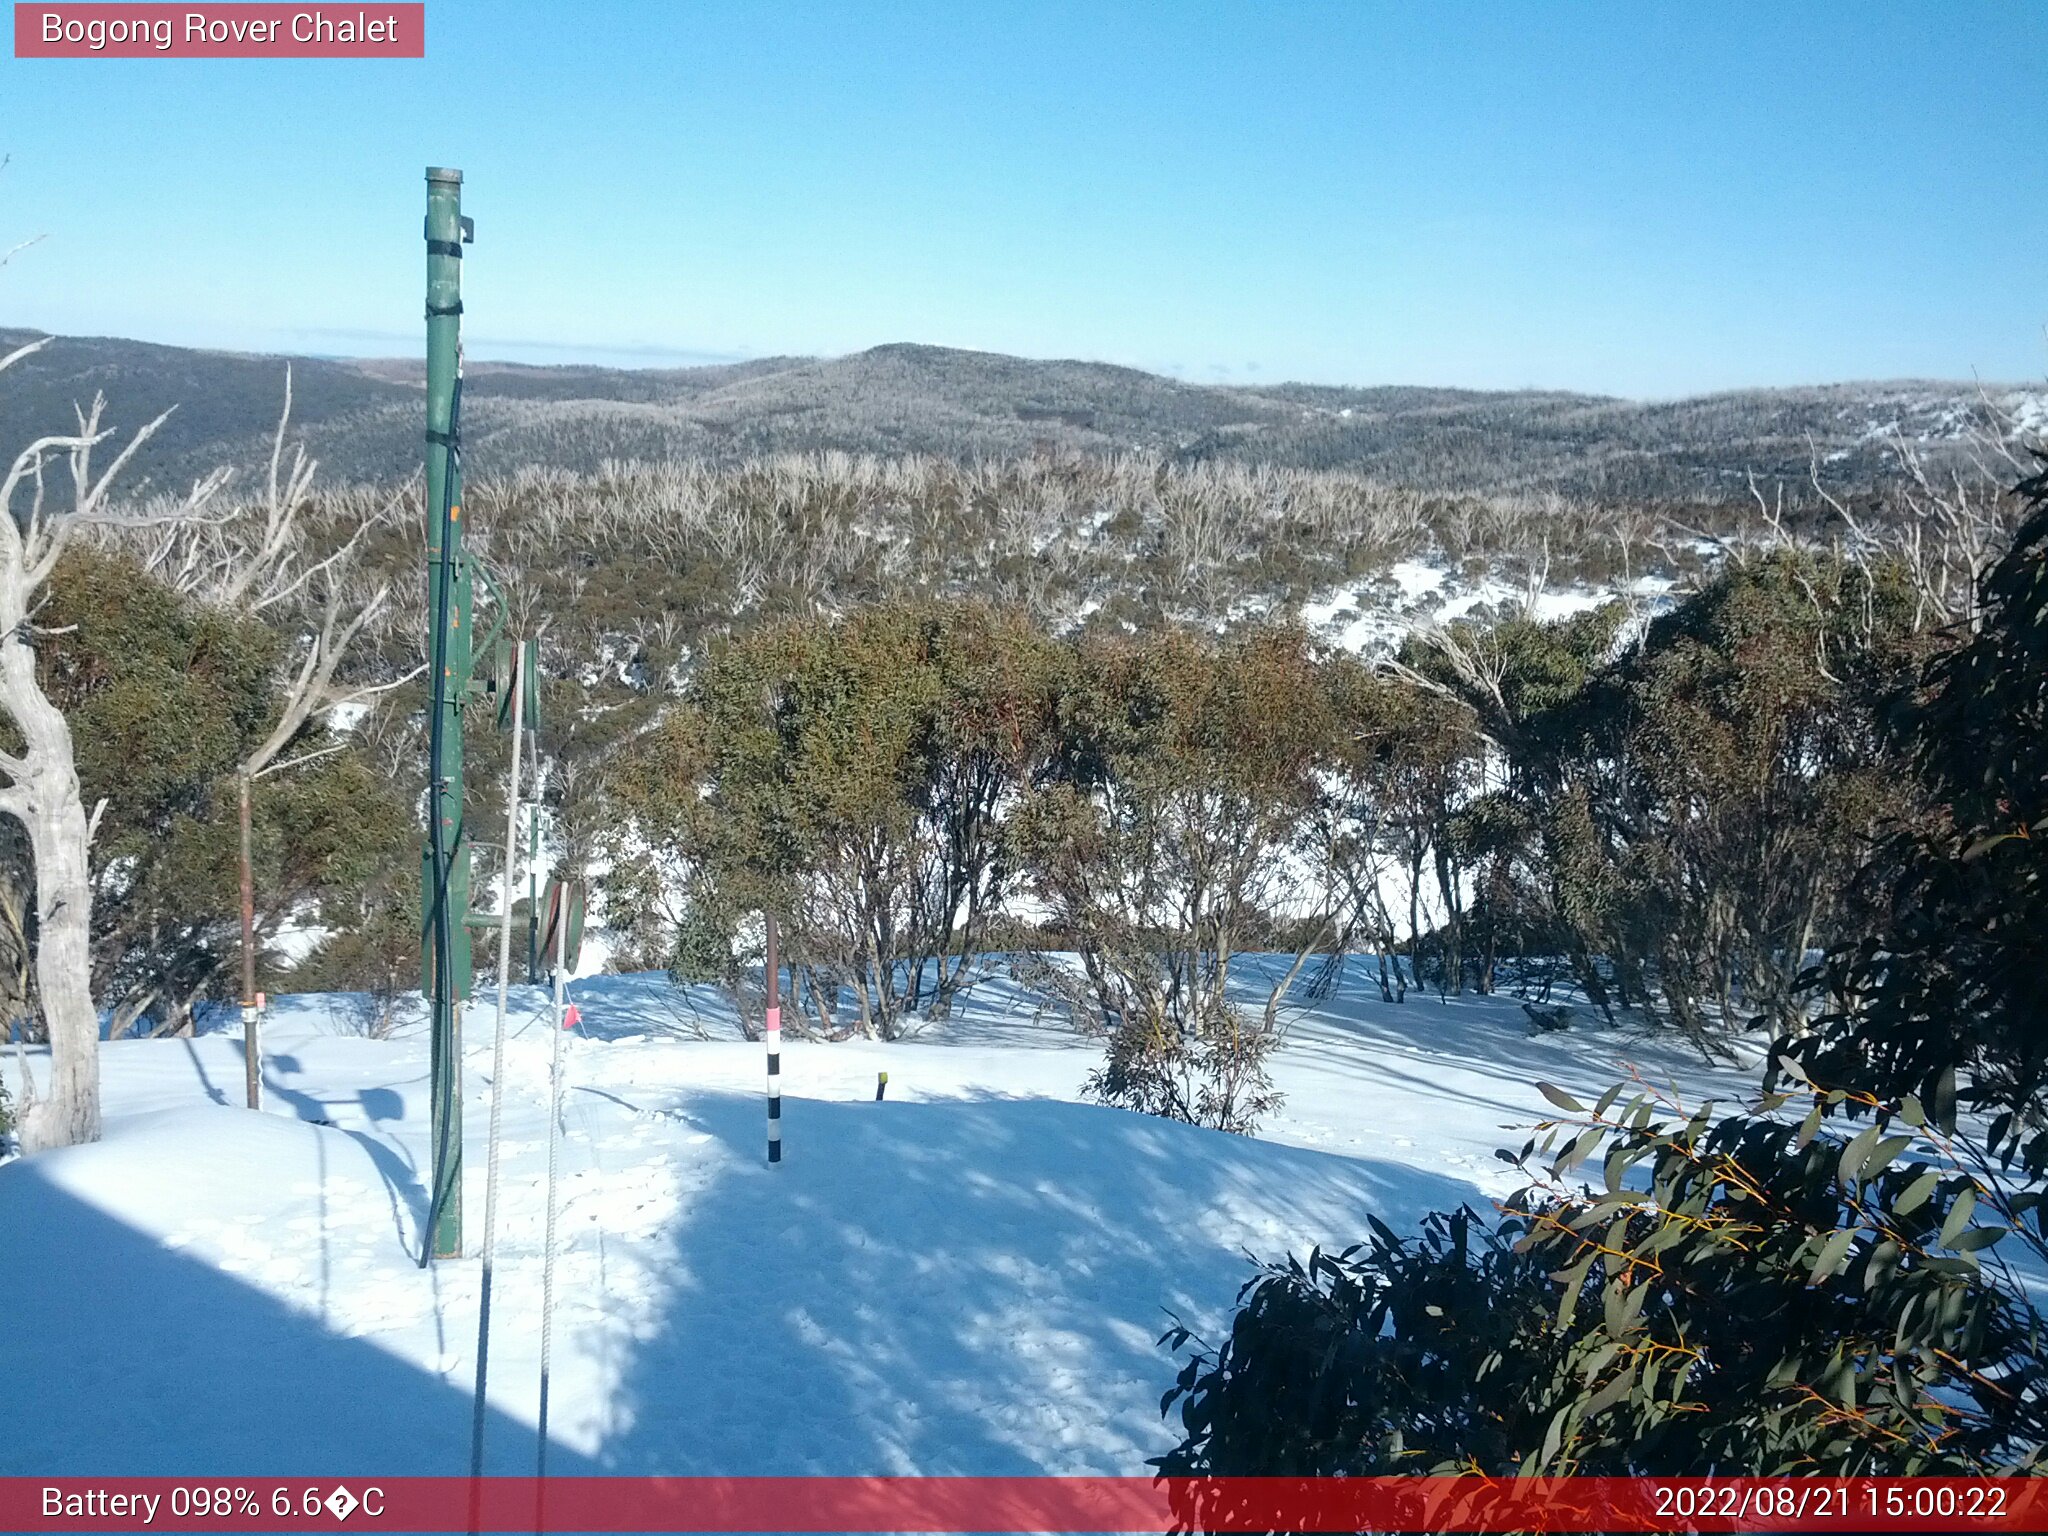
[[0, 623, 101, 1152], [0, 356, 216, 1153]]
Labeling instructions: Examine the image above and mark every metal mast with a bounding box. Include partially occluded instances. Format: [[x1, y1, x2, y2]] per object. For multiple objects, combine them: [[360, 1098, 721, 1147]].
[[423, 166, 475, 1262]]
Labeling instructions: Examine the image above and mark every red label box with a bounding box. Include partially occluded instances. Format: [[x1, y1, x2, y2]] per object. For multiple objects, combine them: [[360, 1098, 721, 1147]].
[[13, 3, 424, 57], [4, 1477, 2048, 1533]]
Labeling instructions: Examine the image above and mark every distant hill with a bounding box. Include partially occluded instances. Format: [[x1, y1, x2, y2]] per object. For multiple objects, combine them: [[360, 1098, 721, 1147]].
[[1, 328, 2038, 503]]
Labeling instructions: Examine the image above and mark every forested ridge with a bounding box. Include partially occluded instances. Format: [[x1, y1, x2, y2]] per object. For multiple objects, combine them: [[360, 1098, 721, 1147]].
[[1, 326, 2037, 500]]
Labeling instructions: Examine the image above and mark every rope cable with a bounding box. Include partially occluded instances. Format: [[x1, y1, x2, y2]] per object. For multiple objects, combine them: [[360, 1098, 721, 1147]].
[[536, 881, 570, 1503], [469, 641, 528, 1480]]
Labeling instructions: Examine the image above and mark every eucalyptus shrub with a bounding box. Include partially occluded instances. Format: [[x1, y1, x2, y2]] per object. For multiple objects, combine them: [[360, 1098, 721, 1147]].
[[1796, 459, 2048, 1185], [1157, 457, 2048, 1482], [1159, 1073, 2046, 1479]]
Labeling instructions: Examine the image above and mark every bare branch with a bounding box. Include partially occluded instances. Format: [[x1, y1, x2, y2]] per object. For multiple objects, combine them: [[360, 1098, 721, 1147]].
[[329, 660, 426, 706], [252, 742, 351, 781], [0, 334, 52, 375], [72, 399, 177, 519]]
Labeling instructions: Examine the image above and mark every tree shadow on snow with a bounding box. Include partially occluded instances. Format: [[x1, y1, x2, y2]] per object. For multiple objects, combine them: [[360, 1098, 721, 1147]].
[[0, 1161, 594, 1477], [1258, 954, 1760, 1105], [588, 1089, 1486, 1476]]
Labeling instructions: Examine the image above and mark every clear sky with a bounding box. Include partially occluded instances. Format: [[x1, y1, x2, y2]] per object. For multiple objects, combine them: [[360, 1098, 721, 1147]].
[[1, 2, 2042, 396]]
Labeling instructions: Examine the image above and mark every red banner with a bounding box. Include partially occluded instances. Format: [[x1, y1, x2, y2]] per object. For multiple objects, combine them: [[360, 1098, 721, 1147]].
[[12, 4, 423, 58], [3, 1476, 2047, 1532]]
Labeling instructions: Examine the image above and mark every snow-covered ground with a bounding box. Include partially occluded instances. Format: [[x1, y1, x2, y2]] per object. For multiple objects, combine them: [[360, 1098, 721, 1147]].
[[1, 961, 1760, 1477]]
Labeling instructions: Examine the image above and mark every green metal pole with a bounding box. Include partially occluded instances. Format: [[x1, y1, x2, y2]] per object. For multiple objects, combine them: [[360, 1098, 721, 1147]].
[[423, 165, 473, 1262]]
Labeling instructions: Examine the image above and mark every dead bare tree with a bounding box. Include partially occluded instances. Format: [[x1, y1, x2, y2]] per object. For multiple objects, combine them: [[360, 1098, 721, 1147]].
[[117, 370, 418, 1101], [1875, 405, 2029, 631], [1708, 415, 2028, 642], [0, 156, 47, 277]]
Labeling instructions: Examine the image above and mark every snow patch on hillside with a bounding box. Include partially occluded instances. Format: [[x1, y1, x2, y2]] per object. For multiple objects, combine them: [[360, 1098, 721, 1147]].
[[1300, 560, 1676, 655]]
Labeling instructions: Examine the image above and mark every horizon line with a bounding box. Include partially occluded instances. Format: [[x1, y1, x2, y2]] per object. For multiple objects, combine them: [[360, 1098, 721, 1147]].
[[0, 319, 2038, 407]]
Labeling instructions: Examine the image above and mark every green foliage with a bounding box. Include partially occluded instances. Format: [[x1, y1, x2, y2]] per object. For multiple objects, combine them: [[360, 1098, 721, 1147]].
[[1085, 970, 1282, 1136], [1321, 650, 1488, 994], [1399, 603, 1628, 755], [1160, 1077, 2047, 1478], [1159, 1205, 1573, 1478], [34, 549, 276, 1024], [1456, 554, 1932, 1040], [282, 876, 421, 1037], [668, 897, 737, 990], [41, 547, 280, 815], [1017, 627, 1332, 1132], [1798, 461, 2048, 1170], [1160, 464, 2048, 1483], [271, 752, 420, 1018], [614, 599, 1062, 1038], [26, 548, 414, 1031]]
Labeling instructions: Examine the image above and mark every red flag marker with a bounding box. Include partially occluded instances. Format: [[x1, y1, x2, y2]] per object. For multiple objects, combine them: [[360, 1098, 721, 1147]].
[[561, 1003, 580, 1032]]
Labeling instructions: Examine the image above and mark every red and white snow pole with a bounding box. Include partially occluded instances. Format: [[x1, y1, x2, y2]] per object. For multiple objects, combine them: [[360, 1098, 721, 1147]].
[[765, 913, 782, 1165]]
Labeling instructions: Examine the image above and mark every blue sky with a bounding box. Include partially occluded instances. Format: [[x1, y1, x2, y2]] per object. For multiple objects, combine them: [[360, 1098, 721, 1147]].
[[1, 2, 2042, 395]]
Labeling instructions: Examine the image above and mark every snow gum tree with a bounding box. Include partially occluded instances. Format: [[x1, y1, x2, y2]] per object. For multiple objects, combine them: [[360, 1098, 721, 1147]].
[[1545, 553, 1926, 1045], [616, 599, 1061, 1040], [1014, 625, 1334, 1133], [1158, 463, 2048, 1484], [1, 337, 222, 1150]]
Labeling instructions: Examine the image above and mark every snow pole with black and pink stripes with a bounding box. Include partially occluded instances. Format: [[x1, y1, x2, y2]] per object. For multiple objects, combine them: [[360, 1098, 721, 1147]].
[[765, 912, 782, 1164]]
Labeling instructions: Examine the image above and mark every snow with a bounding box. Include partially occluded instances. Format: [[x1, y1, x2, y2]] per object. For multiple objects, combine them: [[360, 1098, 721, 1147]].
[[267, 904, 333, 968], [1298, 561, 1458, 654], [2010, 390, 2048, 440], [1299, 558, 1672, 657], [1, 961, 1759, 1477], [325, 699, 372, 733], [1388, 558, 1447, 599]]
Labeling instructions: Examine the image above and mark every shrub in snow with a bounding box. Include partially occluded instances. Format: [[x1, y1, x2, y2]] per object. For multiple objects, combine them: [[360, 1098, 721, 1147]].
[[1084, 977, 1281, 1137], [615, 600, 1062, 1040], [1158, 1077, 2047, 1479], [1014, 628, 1330, 1134], [1162, 461, 2048, 1483]]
